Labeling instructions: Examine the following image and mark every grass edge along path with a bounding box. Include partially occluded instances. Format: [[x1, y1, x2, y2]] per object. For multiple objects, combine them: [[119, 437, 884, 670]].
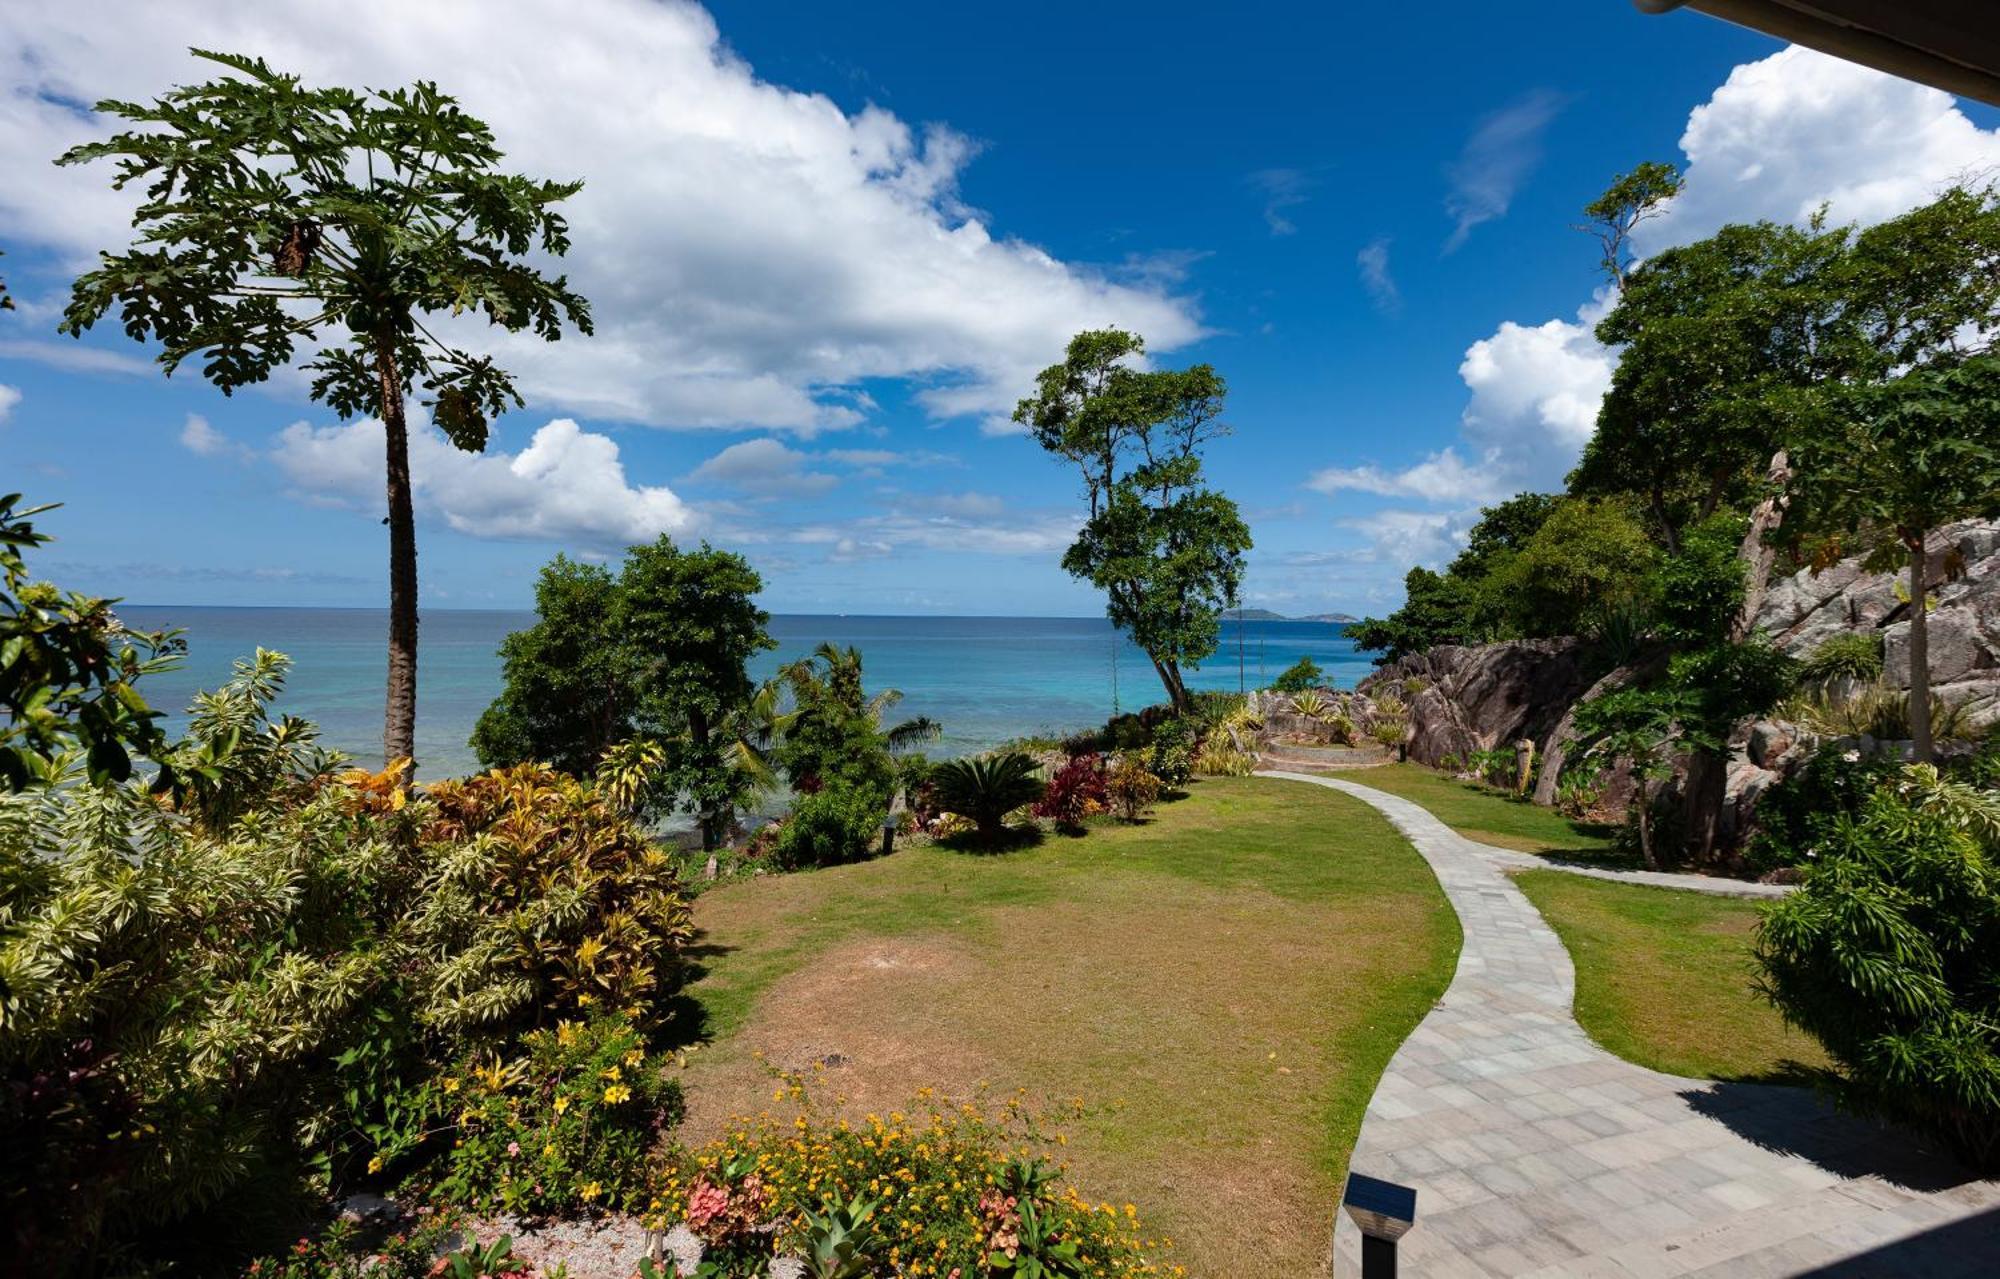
[[1349, 762, 1625, 861], [675, 775, 1461, 1278], [1512, 867, 1834, 1084]]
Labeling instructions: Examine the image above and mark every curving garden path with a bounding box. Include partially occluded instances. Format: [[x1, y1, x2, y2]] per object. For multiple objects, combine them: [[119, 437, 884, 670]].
[[1257, 771, 2000, 1278]]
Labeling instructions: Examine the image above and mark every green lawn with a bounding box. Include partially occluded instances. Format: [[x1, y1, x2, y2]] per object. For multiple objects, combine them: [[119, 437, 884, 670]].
[[1513, 869, 1833, 1083], [1349, 762, 1626, 860], [678, 776, 1460, 1278]]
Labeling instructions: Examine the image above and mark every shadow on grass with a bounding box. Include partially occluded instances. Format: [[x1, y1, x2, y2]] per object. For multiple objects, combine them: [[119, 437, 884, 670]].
[[934, 825, 1049, 856]]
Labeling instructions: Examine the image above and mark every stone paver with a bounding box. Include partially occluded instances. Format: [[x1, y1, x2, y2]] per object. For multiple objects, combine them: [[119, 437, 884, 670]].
[[1257, 771, 2000, 1278]]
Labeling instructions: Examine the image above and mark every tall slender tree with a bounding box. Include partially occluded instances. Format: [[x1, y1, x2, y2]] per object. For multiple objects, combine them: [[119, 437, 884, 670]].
[[1015, 329, 1251, 713], [59, 50, 591, 768]]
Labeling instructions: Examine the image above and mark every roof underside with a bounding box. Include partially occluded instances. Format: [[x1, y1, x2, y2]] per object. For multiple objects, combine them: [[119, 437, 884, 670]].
[[1649, 0, 2000, 106]]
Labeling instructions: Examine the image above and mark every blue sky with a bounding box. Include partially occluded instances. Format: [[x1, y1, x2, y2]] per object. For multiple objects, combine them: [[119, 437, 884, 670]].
[[3, 1, 1996, 616]]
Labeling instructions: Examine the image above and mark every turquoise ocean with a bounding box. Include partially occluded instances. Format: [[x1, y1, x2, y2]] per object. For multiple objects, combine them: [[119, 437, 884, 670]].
[[119, 608, 1370, 778]]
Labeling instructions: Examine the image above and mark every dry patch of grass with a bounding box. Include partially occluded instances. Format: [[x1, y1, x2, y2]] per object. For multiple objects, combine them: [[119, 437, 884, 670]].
[[1349, 763, 1626, 860], [676, 777, 1459, 1279], [1513, 869, 1834, 1083]]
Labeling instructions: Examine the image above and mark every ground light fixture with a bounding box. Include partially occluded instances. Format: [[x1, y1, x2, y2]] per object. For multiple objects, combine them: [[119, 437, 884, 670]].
[[1342, 1171, 1417, 1278]]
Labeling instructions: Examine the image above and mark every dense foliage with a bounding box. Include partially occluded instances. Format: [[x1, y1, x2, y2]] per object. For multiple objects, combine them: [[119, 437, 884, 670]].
[[1, 495, 181, 788], [476, 539, 775, 847], [60, 50, 590, 764], [1016, 329, 1252, 713], [1757, 764, 2000, 1168], [0, 649, 691, 1271]]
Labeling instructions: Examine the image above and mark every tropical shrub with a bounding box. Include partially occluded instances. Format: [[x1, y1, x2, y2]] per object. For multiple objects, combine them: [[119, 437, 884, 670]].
[[415, 763, 695, 1032], [0, 659, 694, 1267], [1791, 682, 1984, 744], [404, 1016, 683, 1217], [933, 753, 1046, 846], [1552, 757, 1607, 817], [1147, 718, 1196, 788], [771, 785, 885, 869], [0, 494, 183, 790], [1271, 657, 1322, 694], [645, 1085, 1180, 1278], [1756, 768, 2000, 1167], [1797, 631, 1884, 692], [1034, 754, 1109, 829], [1746, 744, 1900, 874], [1106, 758, 1162, 822]]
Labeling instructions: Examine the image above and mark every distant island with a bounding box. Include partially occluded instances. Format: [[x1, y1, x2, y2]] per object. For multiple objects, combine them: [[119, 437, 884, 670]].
[[1229, 609, 1358, 623]]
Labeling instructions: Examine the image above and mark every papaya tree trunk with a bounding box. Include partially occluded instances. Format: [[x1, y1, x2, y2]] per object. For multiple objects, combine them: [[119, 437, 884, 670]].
[[1909, 533, 1933, 765], [377, 335, 419, 771], [1635, 778, 1659, 872]]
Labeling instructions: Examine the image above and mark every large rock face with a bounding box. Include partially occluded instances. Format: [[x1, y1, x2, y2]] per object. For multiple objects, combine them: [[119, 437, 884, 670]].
[[1360, 639, 1591, 768], [1755, 519, 2000, 727]]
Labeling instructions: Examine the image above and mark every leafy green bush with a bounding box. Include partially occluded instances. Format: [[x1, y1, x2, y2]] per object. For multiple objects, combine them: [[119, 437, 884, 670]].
[[1791, 682, 1984, 744], [1106, 758, 1162, 822], [1147, 719, 1196, 788], [0, 658, 694, 1268], [1272, 657, 1323, 693], [933, 752, 1046, 846], [407, 1016, 683, 1216], [237, 1212, 469, 1279], [646, 1084, 1176, 1278], [1756, 768, 2000, 1167], [1747, 744, 1899, 874], [771, 785, 885, 869], [0, 494, 183, 789]]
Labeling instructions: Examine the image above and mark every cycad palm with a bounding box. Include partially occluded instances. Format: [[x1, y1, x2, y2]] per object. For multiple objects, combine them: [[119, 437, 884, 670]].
[[932, 753, 1044, 846]]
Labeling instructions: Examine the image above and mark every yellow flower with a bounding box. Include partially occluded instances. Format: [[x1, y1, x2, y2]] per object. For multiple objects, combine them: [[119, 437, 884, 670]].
[[576, 993, 597, 1007], [367, 1155, 384, 1174], [602, 1064, 622, 1082], [623, 1049, 644, 1068], [554, 1095, 571, 1115], [580, 1181, 602, 1201], [603, 1083, 633, 1104], [441, 1077, 460, 1094], [556, 1020, 580, 1047]]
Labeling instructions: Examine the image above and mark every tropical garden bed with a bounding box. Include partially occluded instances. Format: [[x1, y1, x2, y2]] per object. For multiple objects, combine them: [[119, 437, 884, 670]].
[[675, 776, 1461, 1278]]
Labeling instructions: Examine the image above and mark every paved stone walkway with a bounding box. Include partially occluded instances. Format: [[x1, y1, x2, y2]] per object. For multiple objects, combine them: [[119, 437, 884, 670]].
[[1257, 771, 2000, 1278]]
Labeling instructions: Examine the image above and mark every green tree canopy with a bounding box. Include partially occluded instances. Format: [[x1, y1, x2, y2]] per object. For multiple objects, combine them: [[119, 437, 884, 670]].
[[471, 556, 629, 776], [473, 539, 774, 847], [60, 49, 591, 767], [1015, 329, 1252, 712]]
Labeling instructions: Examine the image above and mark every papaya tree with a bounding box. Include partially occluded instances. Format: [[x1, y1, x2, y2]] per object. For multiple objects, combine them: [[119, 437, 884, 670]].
[[58, 50, 591, 768]]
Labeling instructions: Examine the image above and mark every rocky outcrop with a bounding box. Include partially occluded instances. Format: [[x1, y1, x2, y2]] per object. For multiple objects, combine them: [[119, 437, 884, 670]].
[[1360, 639, 1593, 769], [1756, 519, 2000, 726]]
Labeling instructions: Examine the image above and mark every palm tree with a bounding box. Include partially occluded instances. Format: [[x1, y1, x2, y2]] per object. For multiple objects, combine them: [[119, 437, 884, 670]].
[[932, 753, 1045, 846]]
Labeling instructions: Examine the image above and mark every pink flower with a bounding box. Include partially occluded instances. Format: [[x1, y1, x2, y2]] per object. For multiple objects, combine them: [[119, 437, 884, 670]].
[[686, 1177, 732, 1232], [507, 1141, 521, 1157]]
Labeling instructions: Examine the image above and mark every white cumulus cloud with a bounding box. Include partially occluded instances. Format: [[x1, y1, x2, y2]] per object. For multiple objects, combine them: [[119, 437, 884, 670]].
[[1319, 44, 2000, 555], [0, 383, 19, 422], [178, 413, 252, 460], [272, 417, 697, 546], [687, 438, 837, 496], [0, 0, 1202, 435]]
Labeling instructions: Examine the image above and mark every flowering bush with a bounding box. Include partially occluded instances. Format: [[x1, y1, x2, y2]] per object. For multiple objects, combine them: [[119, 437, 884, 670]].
[[1105, 758, 1162, 823], [1031, 754, 1108, 830], [395, 1017, 683, 1217], [644, 1083, 1180, 1278], [1146, 719, 1195, 789], [1746, 743, 1899, 874]]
